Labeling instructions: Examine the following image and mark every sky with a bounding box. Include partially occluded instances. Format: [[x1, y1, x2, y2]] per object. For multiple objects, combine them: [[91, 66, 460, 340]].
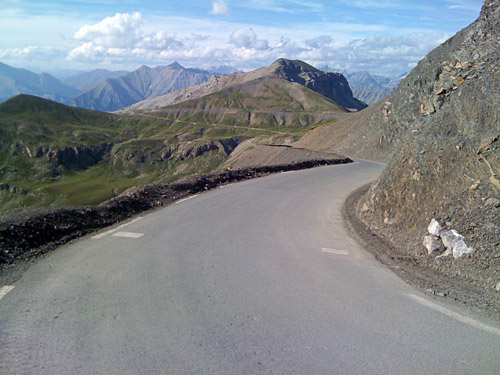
[[0, 0, 484, 76]]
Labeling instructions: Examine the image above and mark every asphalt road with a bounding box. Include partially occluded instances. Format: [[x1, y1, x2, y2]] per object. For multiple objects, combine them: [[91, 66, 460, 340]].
[[1, 160, 499, 374]]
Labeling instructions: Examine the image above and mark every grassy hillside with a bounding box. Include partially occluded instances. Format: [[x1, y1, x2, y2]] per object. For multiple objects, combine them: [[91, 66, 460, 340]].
[[0, 94, 326, 212]]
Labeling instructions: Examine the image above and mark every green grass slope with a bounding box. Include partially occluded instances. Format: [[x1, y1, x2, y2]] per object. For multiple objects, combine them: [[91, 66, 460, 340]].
[[0, 94, 325, 212]]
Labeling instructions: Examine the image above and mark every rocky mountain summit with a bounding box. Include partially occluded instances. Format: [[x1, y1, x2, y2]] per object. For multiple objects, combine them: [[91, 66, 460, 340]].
[[298, 0, 500, 314], [62, 69, 129, 92], [270, 59, 367, 111]]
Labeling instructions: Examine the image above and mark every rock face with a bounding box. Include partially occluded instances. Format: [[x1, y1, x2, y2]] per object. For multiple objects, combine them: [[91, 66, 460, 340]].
[[298, 0, 500, 304], [272, 59, 367, 111], [356, 0, 500, 255]]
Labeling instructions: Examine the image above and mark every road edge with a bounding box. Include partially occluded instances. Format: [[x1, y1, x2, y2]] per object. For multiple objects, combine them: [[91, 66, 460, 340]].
[[342, 183, 500, 322], [0, 157, 351, 285]]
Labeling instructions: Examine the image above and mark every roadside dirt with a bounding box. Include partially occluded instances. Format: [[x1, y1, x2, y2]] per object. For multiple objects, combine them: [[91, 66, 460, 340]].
[[343, 184, 500, 321]]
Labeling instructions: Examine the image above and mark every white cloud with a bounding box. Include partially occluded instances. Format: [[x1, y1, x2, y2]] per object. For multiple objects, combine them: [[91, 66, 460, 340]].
[[0, 46, 64, 61], [68, 12, 184, 63], [139, 31, 184, 51], [229, 27, 270, 50], [74, 12, 143, 48], [6, 10, 439, 75], [297, 32, 450, 74], [305, 35, 333, 49], [210, 0, 230, 16]]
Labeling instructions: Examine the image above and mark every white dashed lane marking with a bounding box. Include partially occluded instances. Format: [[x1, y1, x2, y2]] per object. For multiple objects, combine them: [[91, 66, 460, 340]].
[[0, 286, 15, 301], [175, 194, 199, 204], [406, 293, 500, 337], [92, 217, 143, 239], [321, 248, 350, 256], [112, 232, 144, 238]]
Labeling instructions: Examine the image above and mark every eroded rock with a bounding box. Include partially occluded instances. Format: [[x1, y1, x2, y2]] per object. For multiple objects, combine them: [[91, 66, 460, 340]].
[[427, 218, 443, 236], [440, 230, 474, 259], [423, 235, 444, 254]]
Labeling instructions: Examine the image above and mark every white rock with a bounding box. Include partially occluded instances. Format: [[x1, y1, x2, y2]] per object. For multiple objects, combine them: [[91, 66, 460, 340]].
[[495, 281, 500, 292], [440, 230, 474, 259], [423, 235, 443, 254], [427, 219, 443, 236]]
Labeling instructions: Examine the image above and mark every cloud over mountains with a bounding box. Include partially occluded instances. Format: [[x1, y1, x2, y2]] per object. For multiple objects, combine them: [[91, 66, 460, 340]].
[[1, 0, 481, 76], [59, 11, 450, 75]]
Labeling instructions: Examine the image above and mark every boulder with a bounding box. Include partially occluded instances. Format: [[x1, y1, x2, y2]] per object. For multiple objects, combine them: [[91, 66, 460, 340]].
[[440, 230, 474, 259], [427, 218, 443, 236], [423, 235, 444, 254], [484, 197, 500, 207]]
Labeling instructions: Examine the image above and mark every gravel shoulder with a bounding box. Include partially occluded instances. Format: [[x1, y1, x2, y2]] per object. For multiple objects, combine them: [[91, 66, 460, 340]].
[[343, 184, 500, 322]]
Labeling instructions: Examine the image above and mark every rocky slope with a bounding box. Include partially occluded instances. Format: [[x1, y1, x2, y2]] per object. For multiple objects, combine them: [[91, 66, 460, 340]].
[[0, 62, 78, 103], [70, 63, 212, 112], [298, 0, 500, 314]]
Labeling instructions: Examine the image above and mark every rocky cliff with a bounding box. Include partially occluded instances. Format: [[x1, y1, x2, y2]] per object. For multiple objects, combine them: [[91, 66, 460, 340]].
[[298, 0, 499, 312]]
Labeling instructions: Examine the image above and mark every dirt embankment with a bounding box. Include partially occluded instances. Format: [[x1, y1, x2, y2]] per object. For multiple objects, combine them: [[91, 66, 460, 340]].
[[344, 185, 500, 321], [0, 157, 351, 282]]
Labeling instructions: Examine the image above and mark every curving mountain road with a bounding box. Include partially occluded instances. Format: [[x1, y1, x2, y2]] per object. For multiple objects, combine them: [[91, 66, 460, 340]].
[[1, 160, 499, 374]]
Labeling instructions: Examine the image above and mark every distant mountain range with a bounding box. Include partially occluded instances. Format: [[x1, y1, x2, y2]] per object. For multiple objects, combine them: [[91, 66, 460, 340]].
[[0, 59, 365, 210], [207, 65, 242, 75], [0, 62, 78, 103], [68, 63, 214, 112], [0, 60, 396, 111], [343, 71, 404, 105], [61, 69, 129, 91], [0, 62, 235, 112]]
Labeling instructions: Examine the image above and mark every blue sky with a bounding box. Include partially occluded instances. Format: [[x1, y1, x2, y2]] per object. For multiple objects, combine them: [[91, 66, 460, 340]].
[[0, 0, 484, 76]]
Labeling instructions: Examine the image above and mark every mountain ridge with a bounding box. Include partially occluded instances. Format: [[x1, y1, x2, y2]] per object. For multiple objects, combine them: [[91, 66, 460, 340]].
[[123, 59, 366, 115], [70, 63, 213, 112], [0, 61, 78, 103]]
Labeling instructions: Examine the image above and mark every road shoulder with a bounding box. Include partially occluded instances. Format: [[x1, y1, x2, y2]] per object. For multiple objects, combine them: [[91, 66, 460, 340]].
[[343, 183, 500, 322]]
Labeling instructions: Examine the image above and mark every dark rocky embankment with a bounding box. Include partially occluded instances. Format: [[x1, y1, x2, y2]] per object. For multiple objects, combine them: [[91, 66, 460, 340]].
[[0, 157, 351, 279]]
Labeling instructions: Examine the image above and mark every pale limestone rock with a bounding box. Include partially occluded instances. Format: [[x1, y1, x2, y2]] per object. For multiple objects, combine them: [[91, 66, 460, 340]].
[[427, 219, 443, 236], [441, 230, 474, 259], [423, 235, 443, 254]]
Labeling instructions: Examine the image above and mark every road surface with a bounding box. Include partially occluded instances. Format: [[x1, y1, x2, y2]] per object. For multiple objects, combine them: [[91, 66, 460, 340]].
[[1, 160, 499, 374]]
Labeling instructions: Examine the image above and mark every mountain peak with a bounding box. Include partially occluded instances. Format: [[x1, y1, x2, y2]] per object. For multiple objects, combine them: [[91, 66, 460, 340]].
[[167, 62, 184, 70], [271, 58, 321, 73]]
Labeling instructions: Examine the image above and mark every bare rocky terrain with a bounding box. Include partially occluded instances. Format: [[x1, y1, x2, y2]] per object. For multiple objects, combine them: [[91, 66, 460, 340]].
[[299, 0, 500, 317]]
